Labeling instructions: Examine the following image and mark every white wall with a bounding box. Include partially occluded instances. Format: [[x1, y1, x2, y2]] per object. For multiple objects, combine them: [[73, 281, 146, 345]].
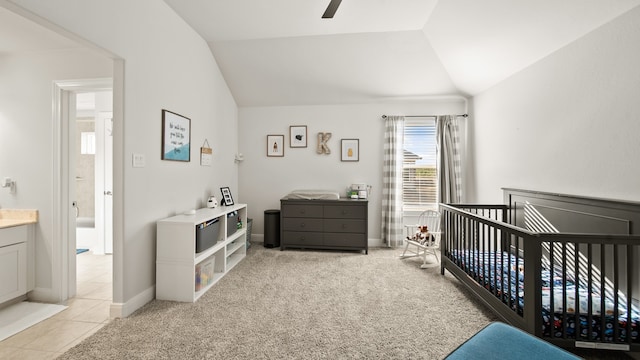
[[0, 48, 112, 296], [469, 6, 640, 204], [238, 100, 466, 245], [9, 0, 238, 314]]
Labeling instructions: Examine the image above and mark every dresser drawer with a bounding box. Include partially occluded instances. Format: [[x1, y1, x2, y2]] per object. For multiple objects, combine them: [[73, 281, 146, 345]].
[[282, 231, 323, 246], [282, 218, 323, 232], [324, 233, 366, 248], [281, 204, 323, 218], [323, 219, 366, 233], [323, 205, 366, 219]]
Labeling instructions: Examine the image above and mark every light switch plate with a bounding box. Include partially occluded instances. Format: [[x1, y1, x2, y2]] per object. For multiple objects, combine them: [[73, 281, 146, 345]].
[[132, 153, 145, 168]]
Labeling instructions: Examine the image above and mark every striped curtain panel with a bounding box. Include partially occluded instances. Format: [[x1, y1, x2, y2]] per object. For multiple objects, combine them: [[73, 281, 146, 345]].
[[437, 115, 462, 204], [381, 116, 404, 247]]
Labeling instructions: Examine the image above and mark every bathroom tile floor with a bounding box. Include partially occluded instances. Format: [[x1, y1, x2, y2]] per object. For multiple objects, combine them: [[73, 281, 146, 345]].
[[0, 251, 112, 359]]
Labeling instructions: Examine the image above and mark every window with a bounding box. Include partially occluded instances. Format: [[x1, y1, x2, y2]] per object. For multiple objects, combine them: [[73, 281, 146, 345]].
[[403, 118, 437, 209], [80, 132, 96, 155]]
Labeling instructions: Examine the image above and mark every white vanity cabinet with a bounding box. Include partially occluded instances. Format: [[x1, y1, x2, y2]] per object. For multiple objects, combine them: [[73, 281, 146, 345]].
[[0, 224, 35, 304], [156, 204, 248, 302]]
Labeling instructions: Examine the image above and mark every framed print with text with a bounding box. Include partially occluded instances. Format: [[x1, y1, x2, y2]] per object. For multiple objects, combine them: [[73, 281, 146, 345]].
[[161, 109, 191, 162]]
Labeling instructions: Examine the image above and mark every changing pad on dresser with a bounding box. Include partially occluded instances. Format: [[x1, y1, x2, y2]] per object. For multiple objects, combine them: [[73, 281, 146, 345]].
[[284, 189, 341, 200]]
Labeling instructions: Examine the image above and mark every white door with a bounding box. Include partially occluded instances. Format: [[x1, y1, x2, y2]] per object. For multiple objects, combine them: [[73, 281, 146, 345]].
[[66, 90, 78, 298], [94, 108, 113, 255], [101, 112, 113, 254]]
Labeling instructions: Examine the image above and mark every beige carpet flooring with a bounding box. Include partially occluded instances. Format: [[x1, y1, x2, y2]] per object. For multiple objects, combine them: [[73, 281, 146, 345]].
[[58, 245, 632, 359]]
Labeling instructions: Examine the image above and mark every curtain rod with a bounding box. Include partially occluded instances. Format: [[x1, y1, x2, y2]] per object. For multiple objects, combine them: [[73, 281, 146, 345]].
[[381, 114, 468, 119]]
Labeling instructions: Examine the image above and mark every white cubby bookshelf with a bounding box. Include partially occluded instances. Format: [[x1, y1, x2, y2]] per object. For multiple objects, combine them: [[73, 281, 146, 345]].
[[156, 204, 247, 302]]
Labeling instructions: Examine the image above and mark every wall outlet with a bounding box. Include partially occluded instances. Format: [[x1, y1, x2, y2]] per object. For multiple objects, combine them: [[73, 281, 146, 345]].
[[132, 153, 145, 168]]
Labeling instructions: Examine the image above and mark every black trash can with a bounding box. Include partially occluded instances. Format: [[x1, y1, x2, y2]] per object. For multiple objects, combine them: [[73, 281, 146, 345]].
[[264, 209, 280, 248]]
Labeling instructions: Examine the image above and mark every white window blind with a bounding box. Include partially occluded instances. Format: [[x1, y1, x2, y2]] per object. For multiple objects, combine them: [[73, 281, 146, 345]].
[[403, 118, 437, 208]]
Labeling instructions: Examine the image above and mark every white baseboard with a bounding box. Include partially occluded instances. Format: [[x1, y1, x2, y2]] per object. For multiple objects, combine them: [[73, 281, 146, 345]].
[[28, 288, 58, 303], [110, 285, 155, 318], [252, 235, 384, 248]]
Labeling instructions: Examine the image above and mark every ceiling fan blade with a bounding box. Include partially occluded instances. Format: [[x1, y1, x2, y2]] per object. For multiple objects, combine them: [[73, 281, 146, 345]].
[[322, 0, 342, 18]]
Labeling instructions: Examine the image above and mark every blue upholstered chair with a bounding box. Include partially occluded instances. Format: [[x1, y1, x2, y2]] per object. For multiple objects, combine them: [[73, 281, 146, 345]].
[[445, 322, 581, 360]]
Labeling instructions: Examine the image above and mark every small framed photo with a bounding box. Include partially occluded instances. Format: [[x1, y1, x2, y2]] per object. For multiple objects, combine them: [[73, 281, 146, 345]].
[[267, 135, 284, 157], [161, 109, 191, 162], [220, 187, 234, 206], [341, 139, 359, 162], [289, 125, 307, 148]]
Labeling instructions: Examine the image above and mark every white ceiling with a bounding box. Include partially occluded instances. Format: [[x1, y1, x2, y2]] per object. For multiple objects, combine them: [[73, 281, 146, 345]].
[[164, 0, 640, 106], [0, 6, 80, 54], [2, 1, 640, 107]]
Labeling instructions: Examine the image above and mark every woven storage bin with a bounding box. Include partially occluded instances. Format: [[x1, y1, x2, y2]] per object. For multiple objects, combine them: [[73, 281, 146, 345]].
[[246, 218, 253, 248]]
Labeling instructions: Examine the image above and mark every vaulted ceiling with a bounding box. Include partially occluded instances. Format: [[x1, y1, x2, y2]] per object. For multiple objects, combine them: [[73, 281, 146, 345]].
[[164, 0, 640, 107], [2, 1, 640, 107]]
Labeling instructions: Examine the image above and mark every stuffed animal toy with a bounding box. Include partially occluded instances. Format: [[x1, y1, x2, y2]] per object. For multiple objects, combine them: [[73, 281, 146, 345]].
[[417, 225, 432, 245], [407, 225, 432, 245]]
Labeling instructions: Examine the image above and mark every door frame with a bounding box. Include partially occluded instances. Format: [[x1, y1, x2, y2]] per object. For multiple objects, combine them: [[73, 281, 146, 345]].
[[52, 78, 113, 302]]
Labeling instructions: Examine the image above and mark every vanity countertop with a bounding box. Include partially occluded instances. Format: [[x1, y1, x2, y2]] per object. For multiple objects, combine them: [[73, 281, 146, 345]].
[[0, 209, 38, 229]]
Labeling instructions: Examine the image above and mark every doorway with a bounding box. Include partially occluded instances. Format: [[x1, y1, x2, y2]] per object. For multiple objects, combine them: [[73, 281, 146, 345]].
[[54, 79, 113, 301], [75, 91, 113, 256]]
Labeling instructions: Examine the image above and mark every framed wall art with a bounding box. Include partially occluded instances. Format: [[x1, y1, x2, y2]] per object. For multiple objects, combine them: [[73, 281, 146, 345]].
[[341, 139, 359, 162], [161, 109, 191, 162], [220, 187, 234, 206], [267, 135, 284, 157], [289, 125, 307, 148]]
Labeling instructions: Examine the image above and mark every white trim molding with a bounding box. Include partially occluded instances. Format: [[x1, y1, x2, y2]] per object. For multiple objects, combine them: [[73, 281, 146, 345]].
[[110, 286, 155, 318]]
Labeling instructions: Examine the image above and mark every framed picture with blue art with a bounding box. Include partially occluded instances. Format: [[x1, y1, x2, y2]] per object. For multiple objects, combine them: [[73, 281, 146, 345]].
[[161, 109, 191, 162]]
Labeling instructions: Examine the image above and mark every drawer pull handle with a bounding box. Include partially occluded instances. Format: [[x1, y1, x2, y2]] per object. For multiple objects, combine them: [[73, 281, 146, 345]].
[[342, 224, 347, 229], [342, 210, 348, 215], [300, 223, 305, 228]]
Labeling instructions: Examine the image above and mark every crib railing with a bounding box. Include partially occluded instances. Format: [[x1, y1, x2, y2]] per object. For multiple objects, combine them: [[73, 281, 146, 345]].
[[440, 203, 640, 351], [440, 203, 541, 334]]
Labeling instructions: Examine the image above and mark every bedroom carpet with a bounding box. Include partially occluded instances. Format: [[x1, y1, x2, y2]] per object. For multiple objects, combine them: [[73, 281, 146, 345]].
[[57, 245, 633, 359], [59, 246, 497, 359]]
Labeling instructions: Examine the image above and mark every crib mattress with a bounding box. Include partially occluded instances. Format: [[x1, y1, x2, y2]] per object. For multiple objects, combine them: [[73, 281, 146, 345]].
[[451, 250, 640, 343]]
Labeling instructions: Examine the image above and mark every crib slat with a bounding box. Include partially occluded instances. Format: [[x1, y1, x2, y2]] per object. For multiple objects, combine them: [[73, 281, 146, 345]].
[[562, 242, 568, 339], [574, 241, 581, 343], [549, 241, 555, 338], [496, 227, 499, 296], [613, 243, 619, 343], [627, 244, 633, 345], [587, 244, 594, 342], [600, 244, 606, 341]]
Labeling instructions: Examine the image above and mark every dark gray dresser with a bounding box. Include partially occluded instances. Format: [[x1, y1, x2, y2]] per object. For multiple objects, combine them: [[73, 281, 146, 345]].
[[280, 198, 368, 254]]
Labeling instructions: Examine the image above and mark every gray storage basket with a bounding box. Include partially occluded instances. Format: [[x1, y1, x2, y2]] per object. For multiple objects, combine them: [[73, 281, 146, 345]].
[[246, 218, 253, 248]]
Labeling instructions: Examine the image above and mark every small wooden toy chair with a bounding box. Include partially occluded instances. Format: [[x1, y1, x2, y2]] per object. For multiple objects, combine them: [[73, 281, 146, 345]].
[[400, 210, 441, 268]]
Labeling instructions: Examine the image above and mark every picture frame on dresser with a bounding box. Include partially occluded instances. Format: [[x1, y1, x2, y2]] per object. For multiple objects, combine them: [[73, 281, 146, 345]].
[[220, 187, 234, 206]]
